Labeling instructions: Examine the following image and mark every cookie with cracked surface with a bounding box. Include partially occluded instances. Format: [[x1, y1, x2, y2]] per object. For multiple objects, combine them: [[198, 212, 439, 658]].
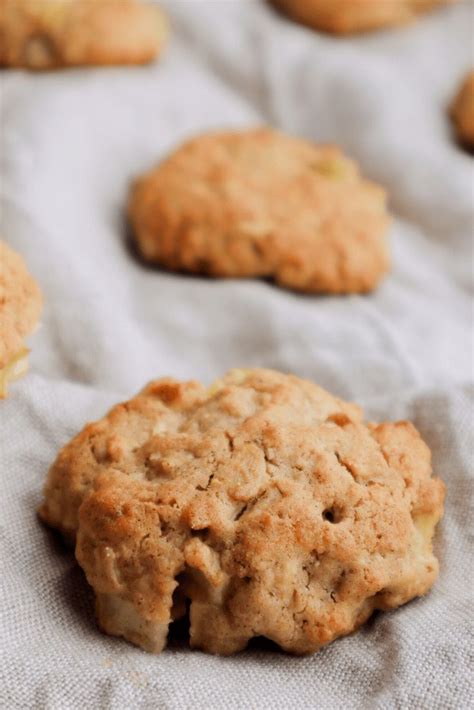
[[0, 240, 42, 398], [269, 0, 456, 35], [0, 0, 167, 69], [450, 71, 474, 149], [39, 368, 445, 655], [128, 129, 390, 294]]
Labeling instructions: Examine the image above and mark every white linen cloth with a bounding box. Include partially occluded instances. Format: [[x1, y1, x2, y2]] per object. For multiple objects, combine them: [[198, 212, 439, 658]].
[[0, 1, 473, 708]]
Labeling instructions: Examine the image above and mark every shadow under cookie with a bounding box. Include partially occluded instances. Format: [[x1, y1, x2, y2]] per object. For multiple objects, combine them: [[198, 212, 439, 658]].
[[449, 71, 474, 152], [267, 0, 457, 36]]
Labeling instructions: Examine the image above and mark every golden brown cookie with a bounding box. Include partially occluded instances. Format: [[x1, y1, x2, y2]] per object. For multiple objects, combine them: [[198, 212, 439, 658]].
[[39, 368, 445, 655], [270, 0, 456, 35], [0, 240, 42, 398], [128, 129, 390, 294], [450, 71, 474, 149], [0, 0, 167, 69]]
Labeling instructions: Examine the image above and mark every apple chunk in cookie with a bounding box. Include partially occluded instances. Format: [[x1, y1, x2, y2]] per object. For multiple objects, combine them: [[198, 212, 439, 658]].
[[269, 0, 457, 35], [0, 240, 42, 398], [39, 368, 445, 655]]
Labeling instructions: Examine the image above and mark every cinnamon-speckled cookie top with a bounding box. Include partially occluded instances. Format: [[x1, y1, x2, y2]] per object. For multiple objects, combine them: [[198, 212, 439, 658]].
[[0, 0, 167, 69], [40, 368, 445, 655], [128, 129, 391, 294], [270, 0, 456, 35], [0, 240, 42, 389], [451, 71, 474, 148]]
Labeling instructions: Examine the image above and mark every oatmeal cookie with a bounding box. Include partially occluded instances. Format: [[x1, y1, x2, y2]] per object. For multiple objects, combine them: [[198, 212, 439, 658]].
[[450, 71, 474, 148], [0, 0, 167, 69], [128, 129, 390, 294], [0, 240, 42, 397], [269, 0, 456, 35], [39, 368, 445, 655]]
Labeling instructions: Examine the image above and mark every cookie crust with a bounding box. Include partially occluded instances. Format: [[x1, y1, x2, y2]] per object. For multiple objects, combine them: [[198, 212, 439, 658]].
[[270, 0, 456, 35], [0, 0, 167, 69], [0, 240, 42, 397], [450, 71, 474, 149], [39, 369, 445, 655], [128, 129, 390, 294]]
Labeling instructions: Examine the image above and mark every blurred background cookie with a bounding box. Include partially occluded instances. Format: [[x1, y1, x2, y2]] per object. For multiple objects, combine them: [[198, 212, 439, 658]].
[[0, 240, 42, 398], [450, 71, 474, 149], [269, 0, 457, 35], [39, 368, 445, 655], [0, 0, 168, 69], [128, 128, 391, 294]]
